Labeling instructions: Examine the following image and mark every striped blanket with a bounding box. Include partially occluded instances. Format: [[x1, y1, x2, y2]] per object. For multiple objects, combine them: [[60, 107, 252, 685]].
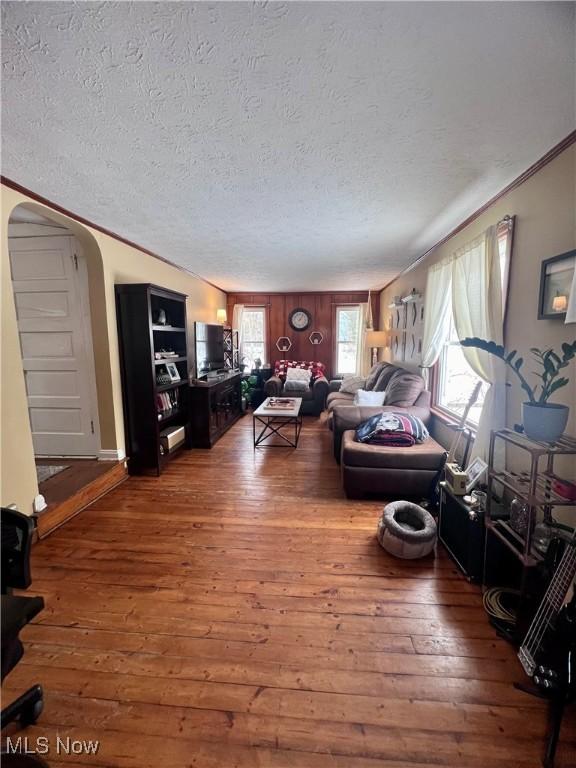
[[355, 412, 429, 447]]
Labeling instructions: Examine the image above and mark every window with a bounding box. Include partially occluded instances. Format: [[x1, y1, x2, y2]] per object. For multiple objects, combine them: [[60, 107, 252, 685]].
[[436, 221, 513, 424], [336, 305, 361, 376], [240, 307, 266, 370], [436, 314, 488, 424]]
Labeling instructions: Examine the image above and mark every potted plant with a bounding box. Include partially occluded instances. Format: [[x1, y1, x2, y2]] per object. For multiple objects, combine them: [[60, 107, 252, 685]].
[[460, 338, 575, 443]]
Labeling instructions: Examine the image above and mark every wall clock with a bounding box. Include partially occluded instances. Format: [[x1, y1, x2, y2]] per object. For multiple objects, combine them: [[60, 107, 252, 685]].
[[289, 308, 312, 331]]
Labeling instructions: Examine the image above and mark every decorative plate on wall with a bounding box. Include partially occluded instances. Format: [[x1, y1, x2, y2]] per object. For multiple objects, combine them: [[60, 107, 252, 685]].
[[289, 308, 312, 331]]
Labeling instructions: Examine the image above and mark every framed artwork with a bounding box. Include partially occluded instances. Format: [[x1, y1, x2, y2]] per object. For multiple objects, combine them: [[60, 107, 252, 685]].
[[165, 362, 181, 382], [538, 250, 575, 320], [402, 297, 424, 364], [465, 457, 488, 493]]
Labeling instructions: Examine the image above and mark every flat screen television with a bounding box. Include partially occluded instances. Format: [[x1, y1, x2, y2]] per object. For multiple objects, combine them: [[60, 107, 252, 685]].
[[195, 322, 225, 376]]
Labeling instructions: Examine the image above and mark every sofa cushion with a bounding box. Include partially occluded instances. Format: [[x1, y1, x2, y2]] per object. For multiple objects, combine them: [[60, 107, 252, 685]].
[[326, 391, 354, 411], [339, 375, 366, 394], [373, 364, 400, 392], [385, 371, 425, 407], [284, 379, 309, 393], [365, 362, 387, 390], [341, 430, 446, 470]]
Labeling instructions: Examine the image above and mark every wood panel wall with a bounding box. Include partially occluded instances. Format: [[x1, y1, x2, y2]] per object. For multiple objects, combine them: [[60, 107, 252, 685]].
[[226, 292, 379, 378]]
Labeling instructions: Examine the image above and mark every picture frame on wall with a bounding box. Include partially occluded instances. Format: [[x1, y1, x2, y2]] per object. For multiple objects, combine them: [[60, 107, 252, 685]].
[[538, 250, 575, 320]]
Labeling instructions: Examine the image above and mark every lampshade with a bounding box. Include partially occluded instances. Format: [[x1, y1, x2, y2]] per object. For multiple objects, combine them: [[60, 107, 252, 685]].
[[552, 294, 567, 312], [365, 330, 388, 348], [216, 308, 227, 324]]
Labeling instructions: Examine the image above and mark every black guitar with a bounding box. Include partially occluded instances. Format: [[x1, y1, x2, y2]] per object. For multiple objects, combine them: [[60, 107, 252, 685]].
[[517, 531, 576, 767]]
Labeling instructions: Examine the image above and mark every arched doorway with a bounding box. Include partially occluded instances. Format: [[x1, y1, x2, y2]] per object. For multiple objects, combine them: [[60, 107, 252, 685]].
[[4, 199, 123, 527]]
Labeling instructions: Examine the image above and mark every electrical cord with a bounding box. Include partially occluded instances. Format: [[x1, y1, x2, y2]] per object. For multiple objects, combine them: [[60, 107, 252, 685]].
[[483, 587, 518, 623]]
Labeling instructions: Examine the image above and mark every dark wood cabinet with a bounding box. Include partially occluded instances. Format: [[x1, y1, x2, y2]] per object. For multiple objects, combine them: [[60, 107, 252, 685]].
[[115, 284, 191, 475], [189, 372, 243, 448]]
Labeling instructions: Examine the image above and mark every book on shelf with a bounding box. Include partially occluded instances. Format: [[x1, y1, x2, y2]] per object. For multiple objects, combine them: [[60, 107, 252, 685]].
[[156, 388, 180, 418]]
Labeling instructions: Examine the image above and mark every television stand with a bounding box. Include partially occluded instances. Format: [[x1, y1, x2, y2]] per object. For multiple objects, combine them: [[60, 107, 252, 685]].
[[189, 371, 243, 447]]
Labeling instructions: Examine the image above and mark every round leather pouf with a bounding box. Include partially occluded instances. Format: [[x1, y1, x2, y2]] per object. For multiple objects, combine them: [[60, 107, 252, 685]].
[[377, 501, 437, 559]]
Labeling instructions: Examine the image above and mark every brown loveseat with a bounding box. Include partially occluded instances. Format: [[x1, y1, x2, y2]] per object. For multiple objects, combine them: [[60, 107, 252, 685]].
[[327, 362, 432, 462]]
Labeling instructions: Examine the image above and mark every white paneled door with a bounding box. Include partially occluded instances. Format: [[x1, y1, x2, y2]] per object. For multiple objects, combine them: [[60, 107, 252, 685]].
[[9, 235, 100, 456]]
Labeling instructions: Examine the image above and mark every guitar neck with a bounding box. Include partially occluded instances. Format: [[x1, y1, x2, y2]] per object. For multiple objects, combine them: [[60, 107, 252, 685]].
[[519, 535, 576, 676]]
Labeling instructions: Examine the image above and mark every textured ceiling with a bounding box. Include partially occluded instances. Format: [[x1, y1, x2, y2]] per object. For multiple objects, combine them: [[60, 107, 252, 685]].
[[2, 2, 574, 292]]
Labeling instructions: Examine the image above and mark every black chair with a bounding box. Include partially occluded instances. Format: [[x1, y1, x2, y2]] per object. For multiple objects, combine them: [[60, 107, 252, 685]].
[[1, 507, 44, 729]]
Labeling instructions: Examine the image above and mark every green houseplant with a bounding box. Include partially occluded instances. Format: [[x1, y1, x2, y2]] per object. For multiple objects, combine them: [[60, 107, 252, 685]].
[[460, 338, 576, 443]]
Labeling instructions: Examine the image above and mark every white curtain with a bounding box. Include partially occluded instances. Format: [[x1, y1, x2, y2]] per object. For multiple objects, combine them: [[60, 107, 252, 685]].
[[357, 303, 371, 377], [451, 227, 506, 463], [232, 304, 245, 362], [421, 259, 452, 368], [566, 266, 576, 324]]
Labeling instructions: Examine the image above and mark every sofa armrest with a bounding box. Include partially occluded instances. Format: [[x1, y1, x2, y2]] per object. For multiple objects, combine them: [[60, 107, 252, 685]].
[[312, 375, 329, 407], [264, 376, 282, 397], [414, 390, 431, 410], [329, 379, 342, 393]]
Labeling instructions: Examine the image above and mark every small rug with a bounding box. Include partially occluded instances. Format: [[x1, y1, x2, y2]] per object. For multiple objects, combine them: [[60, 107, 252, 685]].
[[36, 464, 70, 484]]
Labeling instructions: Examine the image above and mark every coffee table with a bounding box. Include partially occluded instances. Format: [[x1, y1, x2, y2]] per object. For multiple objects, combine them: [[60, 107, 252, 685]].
[[253, 397, 303, 448]]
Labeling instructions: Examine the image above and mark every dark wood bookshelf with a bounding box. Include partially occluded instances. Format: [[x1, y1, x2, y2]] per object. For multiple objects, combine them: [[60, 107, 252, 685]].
[[115, 284, 191, 475]]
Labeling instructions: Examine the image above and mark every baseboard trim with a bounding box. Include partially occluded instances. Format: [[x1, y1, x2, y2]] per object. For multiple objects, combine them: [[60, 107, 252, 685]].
[[99, 449, 126, 461]]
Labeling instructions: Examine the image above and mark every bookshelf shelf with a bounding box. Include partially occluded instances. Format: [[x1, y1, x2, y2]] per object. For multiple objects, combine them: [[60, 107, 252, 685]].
[[156, 381, 187, 393], [158, 408, 184, 424], [154, 356, 187, 365]]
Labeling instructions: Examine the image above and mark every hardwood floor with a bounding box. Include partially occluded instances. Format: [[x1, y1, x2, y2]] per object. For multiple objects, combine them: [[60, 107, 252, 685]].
[[4, 417, 574, 766]]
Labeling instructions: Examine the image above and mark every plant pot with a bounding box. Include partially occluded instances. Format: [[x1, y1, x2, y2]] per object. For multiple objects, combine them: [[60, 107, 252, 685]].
[[522, 402, 569, 443]]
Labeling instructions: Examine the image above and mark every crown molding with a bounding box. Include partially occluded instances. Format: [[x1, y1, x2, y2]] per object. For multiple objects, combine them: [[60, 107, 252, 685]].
[[380, 129, 576, 290]]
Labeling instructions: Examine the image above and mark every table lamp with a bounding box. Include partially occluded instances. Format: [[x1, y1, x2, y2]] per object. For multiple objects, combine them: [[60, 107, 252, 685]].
[[365, 330, 388, 366]]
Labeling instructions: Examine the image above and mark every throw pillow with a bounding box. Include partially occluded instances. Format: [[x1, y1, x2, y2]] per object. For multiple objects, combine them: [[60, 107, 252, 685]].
[[353, 389, 386, 406], [339, 376, 366, 394], [286, 367, 311, 383], [385, 372, 425, 407]]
